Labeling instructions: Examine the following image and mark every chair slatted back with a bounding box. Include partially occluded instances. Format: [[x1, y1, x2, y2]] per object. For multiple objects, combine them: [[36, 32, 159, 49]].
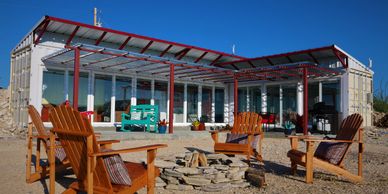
[[50, 105, 112, 192], [231, 112, 262, 135], [28, 105, 48, 137], [336, 113, 363, 141]]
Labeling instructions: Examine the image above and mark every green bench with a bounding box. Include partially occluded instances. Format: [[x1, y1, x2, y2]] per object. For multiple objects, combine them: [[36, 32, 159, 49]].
[[120, 105, 159, 132]]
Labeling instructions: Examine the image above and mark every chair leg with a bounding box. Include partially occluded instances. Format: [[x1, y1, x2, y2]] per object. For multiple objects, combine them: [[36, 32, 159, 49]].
[[291, 161, 297, 175], [305, 141, 314, 183]]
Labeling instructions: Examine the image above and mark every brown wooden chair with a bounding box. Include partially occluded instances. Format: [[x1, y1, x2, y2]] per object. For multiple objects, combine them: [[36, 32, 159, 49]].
[[26, 105, 119, 184], [49, 105, 167, 194], [210, 112, 263, 162], [287, 113, 364, 183]]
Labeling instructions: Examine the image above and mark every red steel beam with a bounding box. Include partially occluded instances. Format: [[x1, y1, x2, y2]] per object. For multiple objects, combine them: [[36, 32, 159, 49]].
[[175, 48, 191, 60], [85, 53, 127, 66], [203, 75, 233, 81], [194, 52, 208, 63], [118, 36, 132, 50], [333, 49, 348, 68], [46, 16, 246, 60], [172, 69, 202, 76], [159, 45, 173, 57], [168, 64, 174, 133], [66, 26, 79, 45], [191, 74, 229, 80], [73, 48, 80, 109], [234, 75, 238, 116], [34, 19, 50, 45], [209, 54, 223, 66], [95, 31, 107, 46], [303, 68, 308, 135], [140, 40, 154, 53]]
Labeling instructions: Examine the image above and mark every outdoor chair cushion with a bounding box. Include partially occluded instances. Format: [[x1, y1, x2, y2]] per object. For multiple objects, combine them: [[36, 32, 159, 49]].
[[101, 149, 132, 186], [130, 112, 141, 120], [225, 133, 261, 149], [314, 142, 349, 165], [46, 140, 67, 162], [142, 111, 154, 120]]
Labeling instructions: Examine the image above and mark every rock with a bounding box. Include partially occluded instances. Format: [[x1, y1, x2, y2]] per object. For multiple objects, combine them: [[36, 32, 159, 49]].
[[201, 183, 231, 192], [160, 173, 180, 183], [206, 153, 229, 160], [182, 176, 211, 186], [245, 166, 266, 187], [156, 177, 167, 187], [184, 152, 193, 161], [165, 184, 194, 190], [164, 169, 183, 178], [154, 160, 179, 168], [176, 159, 186, 166], [212, 177, 230, 183], [167, 177, 180, 184], [189, 173, 215, 180], [231, 181, 250, 188], [175, 167, 201, 175], [203, 168, 218, 174], [211, 164, 229, 171], [226, 171, 245, 180], [227, 158, 249, 167]]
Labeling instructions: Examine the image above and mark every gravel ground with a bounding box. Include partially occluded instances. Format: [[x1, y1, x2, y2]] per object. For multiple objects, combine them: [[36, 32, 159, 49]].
[[0, 132, 387, 194]]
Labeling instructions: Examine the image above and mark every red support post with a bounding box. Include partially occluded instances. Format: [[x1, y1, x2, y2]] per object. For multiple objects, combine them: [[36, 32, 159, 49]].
[[169, 64, 175, 134], [73, 48, 80, 110], [234, 75, 238, 116], [303, 68, 308, 135]]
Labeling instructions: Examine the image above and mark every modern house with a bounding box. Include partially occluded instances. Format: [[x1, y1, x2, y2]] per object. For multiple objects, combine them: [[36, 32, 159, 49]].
[[9, 16, 373, 133]]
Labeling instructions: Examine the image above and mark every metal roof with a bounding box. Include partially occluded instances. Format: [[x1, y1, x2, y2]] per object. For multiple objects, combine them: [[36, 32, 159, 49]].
[[33, 16, 246, 66], [214, 45, 349, 70]]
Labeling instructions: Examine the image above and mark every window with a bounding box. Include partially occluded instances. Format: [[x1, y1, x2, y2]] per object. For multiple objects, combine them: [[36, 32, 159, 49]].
[[174, 84, 184, 123], [249, 86, 261, 113], [94, 74, 112, 122], [154, 81, 167, 120], [115, 76, 131, 122], [201, 87, 212, 122], [68, 71, 89, 111], [215, 88, 224, 123], [42, 69, 65, 106], [283, 85, 297, 114], [187, 85, 198, 122], [137, 79, 151, 105], [322, 81, 340, 111], [238, 88, 247, 112]]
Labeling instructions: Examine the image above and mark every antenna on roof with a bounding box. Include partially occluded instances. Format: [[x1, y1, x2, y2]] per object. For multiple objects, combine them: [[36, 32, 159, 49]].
[[368, 58, 372, 68], [93, 7, 102, 27], [232, 44, 236, 55]]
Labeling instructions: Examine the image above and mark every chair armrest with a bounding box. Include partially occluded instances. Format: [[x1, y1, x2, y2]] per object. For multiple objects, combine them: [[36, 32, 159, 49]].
[[304, 139, 354, 143], [121, 113, 130, 119], [31, 135, 49, 139], [92, 144, 167, 157], [97, 139, 121, 145], [288, 135, 319, 140]]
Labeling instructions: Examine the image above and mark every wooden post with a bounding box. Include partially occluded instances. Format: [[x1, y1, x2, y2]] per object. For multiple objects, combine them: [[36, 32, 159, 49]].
[[87, 135, 94, 194], [26, 123, 33, 182], [49, 131, 56, 194], [305, 141, 314, 183], [147, 149, 156, 194]]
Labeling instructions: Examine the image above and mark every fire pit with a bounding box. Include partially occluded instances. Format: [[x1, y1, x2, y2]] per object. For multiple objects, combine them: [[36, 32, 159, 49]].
[[152, 150, 265, 192]]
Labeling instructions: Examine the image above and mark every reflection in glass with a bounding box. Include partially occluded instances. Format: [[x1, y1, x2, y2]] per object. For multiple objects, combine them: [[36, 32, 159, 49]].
[[215, 88, 224, 123], [322, 81, 340, 111], [283, 85, 297, 114], [68, 71, 89, 111], [42, 69, 65, 106], [201, 87, 212, 122], [94, 74, 112, 122], [238, 88, 247, 112], [137, 79, 151, 105], [174, 84, 184, 123], [115, 76, 131, 122], [187, 85, 198, 123], [249, 86, 261, 113], [267, 86, 280, 123], [154, 81, 167, 120]]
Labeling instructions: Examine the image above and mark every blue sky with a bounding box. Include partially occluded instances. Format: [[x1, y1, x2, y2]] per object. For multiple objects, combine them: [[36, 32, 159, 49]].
[[0, 0, 387, 89]]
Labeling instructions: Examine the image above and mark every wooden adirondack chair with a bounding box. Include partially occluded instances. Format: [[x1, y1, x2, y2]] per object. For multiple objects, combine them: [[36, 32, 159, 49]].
[[49, 105, 167, 194], [26, 105, 119, 185], [26, 105, 71, 184], [210, 112, 263, 162], [287, 113, 364, 183]]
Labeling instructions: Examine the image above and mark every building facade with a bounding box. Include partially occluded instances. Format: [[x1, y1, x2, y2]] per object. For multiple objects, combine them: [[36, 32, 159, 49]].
[[9, 16, 373, 131]]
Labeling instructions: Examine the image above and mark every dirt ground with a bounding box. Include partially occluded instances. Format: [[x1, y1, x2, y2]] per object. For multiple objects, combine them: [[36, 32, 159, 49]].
[[0, 133, 387, 194]]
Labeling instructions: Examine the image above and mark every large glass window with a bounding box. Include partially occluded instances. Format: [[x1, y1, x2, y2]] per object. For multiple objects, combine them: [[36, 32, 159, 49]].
[[201, 87, 212, 122], [322, 81, 340, 111], [283, 85, 297, 114], [154, 81, 167, 120], [249, 86, 261, 113], [94, 74, 112, 122], [174, 84, 184, 123], [187, 85, 198, 123], [69, 71, 89, 111], [267, 86, 280, 124], [137, 79, 151, 105], [115, 76, 131, 122], [308, 83, 319, 110], [238, 88, 247, 112], [42, 69, 65, 106], [215, 88, 224, 123]]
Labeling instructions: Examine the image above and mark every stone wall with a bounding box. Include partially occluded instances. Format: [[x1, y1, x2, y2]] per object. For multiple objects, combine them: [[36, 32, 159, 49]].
[[0, 89, 20, 136]]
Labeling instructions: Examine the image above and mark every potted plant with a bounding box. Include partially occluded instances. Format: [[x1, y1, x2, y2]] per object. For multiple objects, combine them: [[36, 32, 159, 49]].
[[199, 115, 208, 131], [158, 119, 168, 133], [191, 120, 200, 131]]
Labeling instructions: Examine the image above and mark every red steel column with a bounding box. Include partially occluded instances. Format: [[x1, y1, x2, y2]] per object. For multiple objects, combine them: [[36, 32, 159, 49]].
[[303, 68, 308, 135], [73, 48, 80, 110], [168, 64, 174, 133], [234, 75, 238, 116]]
